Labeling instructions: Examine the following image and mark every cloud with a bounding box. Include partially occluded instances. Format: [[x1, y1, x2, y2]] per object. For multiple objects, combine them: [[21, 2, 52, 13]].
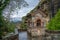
[[11, 0, 39, 18], [3, 0, 40, 21]]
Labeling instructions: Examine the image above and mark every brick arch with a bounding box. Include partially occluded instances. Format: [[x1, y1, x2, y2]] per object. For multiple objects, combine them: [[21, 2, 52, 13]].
[[35, 19, 42, 27]]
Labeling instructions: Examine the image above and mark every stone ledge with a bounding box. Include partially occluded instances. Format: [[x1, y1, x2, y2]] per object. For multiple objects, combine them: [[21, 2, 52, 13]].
[[45, 30, 60, 34], [2, 33, 18, 40], [45, 30, 60, 40]]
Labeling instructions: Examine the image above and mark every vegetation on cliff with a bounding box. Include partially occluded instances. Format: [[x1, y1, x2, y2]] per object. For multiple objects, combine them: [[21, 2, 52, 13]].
[[20, 16, 28, 30], [47, 9, 60, 30]]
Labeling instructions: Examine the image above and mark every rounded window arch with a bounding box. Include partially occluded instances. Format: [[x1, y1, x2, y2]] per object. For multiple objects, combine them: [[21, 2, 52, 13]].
[[36, 19, 41, 27]]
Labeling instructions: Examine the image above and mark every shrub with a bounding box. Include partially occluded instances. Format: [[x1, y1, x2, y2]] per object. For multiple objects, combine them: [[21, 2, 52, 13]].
[[47, 9, 60, 30]]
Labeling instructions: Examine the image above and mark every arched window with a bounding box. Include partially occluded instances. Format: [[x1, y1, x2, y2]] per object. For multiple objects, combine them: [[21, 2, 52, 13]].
[[36, 19, 41, 27]]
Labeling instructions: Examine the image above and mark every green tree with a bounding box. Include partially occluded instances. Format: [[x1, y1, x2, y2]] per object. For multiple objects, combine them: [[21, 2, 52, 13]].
[[47, 9, 60, 30], [20, 22, 27, 30], [0, 0, 9, 39], [20, 16, 28, 30]]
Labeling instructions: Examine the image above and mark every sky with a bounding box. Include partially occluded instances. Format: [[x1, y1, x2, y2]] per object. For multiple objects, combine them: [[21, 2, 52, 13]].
[[11, 0, 40, 18], [3, 0, 40, 21]]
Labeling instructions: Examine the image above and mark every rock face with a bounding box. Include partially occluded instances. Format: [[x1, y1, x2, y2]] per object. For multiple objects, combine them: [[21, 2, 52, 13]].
[[40, 0, 60, 18], [25, 0, 49, 37], [25, 0, 60, 37], [26, 8, 49, 36]]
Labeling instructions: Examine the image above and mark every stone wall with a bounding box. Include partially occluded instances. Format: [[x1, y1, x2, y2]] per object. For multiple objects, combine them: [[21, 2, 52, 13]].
[[44, 34, 60, 40], [28, 30, 60, 40], [42, 30, 60, 40]]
